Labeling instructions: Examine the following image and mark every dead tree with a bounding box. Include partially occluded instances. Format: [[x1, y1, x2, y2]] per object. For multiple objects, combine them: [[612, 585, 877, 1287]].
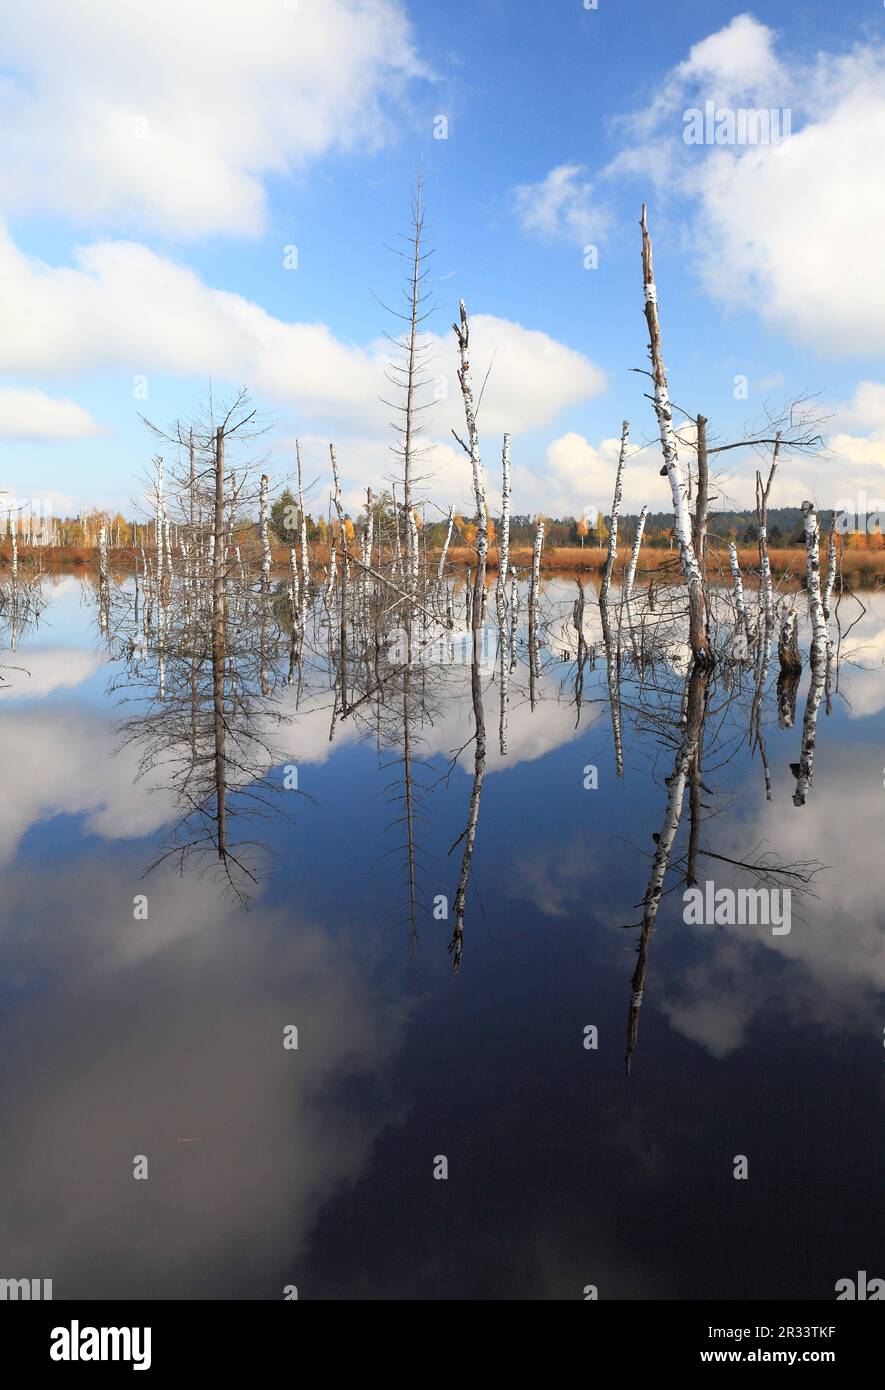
[[600, 420, 629, 606], [640, 206, 711, 665]]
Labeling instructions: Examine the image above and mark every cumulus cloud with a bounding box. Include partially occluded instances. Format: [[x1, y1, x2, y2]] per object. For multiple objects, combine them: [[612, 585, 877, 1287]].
[[0, 852, 408, 1296], [668, 12, 785, 109], [0, 646, 101, 699], [0, 386, 103, 439], [829, 379, 885, 493], [596, 14, 885, 354], [513, 164, 611, 245], [0, 226, 605, 489], [0, 0, 426, 238], [515, 431, 667, 518], [693, 73, 885, 352], [661, 737, 885, 1058]]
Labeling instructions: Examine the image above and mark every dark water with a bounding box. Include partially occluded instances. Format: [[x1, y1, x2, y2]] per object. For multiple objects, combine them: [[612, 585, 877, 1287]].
[[1, 572, 883, 1300]]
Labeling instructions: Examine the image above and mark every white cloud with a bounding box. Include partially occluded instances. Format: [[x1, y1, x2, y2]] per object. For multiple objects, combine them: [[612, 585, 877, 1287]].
[[0, 226, 605, 486], [674, 12, 785, 104], [662, 734, 885, 1058], [0, 386, 103, 439], [0, 0, 426, 238], [599, 15, 885, 354], [833, 379, 885, 439], [517, 431, 667, 517], [514, 164, 611, 245], [694, 74, 885, 351], [0, 855, 407, 1296], [0, 647, 101, 698]]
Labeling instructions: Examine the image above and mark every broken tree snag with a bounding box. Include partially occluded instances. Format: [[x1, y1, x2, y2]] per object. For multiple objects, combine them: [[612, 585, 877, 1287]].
[[791, 502, 828, 806], [259, 473, 271, 589], [453, 299, 489, 628], [727, 542, 752, 658], [624, 504, 648, 605], [640, 205, 710, 665], [693, 414, 709, 571], [496, 433, 512, 637], [295, 439, 310, 587], [777, 602, 801, 675], [802, 500, 828, 660], [437, 504, 454, 582], [822, 519, 837, 621], [528, 515, 545, 701], [497, 435, 513, 757], [600, 420, 629, 607], [756, 436, 780, 638], [777, 602, 801, 728]]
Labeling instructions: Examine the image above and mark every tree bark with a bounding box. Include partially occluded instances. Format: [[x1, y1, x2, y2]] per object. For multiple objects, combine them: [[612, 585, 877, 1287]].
[[640, 205, 710, 664]]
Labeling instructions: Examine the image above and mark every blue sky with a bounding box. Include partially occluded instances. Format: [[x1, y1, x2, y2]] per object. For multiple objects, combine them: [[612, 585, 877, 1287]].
[[1, 0, 884, 521]]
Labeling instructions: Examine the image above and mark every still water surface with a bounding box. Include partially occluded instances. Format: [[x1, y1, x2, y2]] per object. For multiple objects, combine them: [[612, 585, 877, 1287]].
[[1, 572, 882, 1299]]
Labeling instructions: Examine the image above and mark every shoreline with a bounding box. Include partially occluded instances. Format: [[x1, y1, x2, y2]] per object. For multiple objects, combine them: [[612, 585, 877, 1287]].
[[3, 542, 883, 588]]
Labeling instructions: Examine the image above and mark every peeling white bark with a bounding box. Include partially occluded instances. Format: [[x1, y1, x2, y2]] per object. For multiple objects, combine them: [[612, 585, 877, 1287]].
[[728, 541, 748, 641], [155, 457, 165, 591], [624, 504, 648, 604], [530, 518, 544, 680], [822, 523, 837, 621], [600, 420, 629, 605], [407, 506, 419, 591], [438, 505, 454, 581], [453, 300, 489, 613], [496, 433, 512, 632], [296, 440, 310, 586], [640, 206, 708, 660], [802, 501, 828, 660], [509, 567, 519, 673], [259, 473, 271, 585]]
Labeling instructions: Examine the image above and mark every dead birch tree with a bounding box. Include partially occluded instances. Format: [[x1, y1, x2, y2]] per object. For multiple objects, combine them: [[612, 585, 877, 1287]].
[[453, 300, 489, 639], [640, 206, 711, 665], [600, 420, 629, 606]]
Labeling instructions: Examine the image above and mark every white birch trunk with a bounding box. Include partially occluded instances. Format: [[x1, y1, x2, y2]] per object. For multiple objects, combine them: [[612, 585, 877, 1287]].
[[496, 434, 511, 631], [288, 546, 300, 625], [259, 473, 272, 586], [802, 501, 828, 660], [407, 506, 419, 591], [438, 505, 454, 582], [600, 420, 629, 605], [296, 440, 310, 586], [727, 542, 748, 647], [624, 505, 648, 604], [453, 300, 489, 624], [640, 206, 708, 659], [155, 457, 164, 591], [792, 650, 826, 806], [822, 523, 837, 621], [509, 568, 519, 672], [759, 522, 773, 635], [391, 484, 403, 582], [530, 517, 544, 679]]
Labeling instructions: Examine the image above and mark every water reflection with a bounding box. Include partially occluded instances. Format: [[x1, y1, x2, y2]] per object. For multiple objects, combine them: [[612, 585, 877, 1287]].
[[0, 552, 883, 1298]]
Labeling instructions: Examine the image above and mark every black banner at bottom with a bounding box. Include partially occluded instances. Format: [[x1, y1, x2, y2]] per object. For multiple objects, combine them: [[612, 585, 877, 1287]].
[[0, 1299, 879, 1373]]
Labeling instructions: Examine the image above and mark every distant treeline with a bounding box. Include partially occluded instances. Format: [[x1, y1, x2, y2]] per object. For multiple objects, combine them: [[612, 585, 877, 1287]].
[[268, 497, 860, 551], [20, 502, 883, 554]]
